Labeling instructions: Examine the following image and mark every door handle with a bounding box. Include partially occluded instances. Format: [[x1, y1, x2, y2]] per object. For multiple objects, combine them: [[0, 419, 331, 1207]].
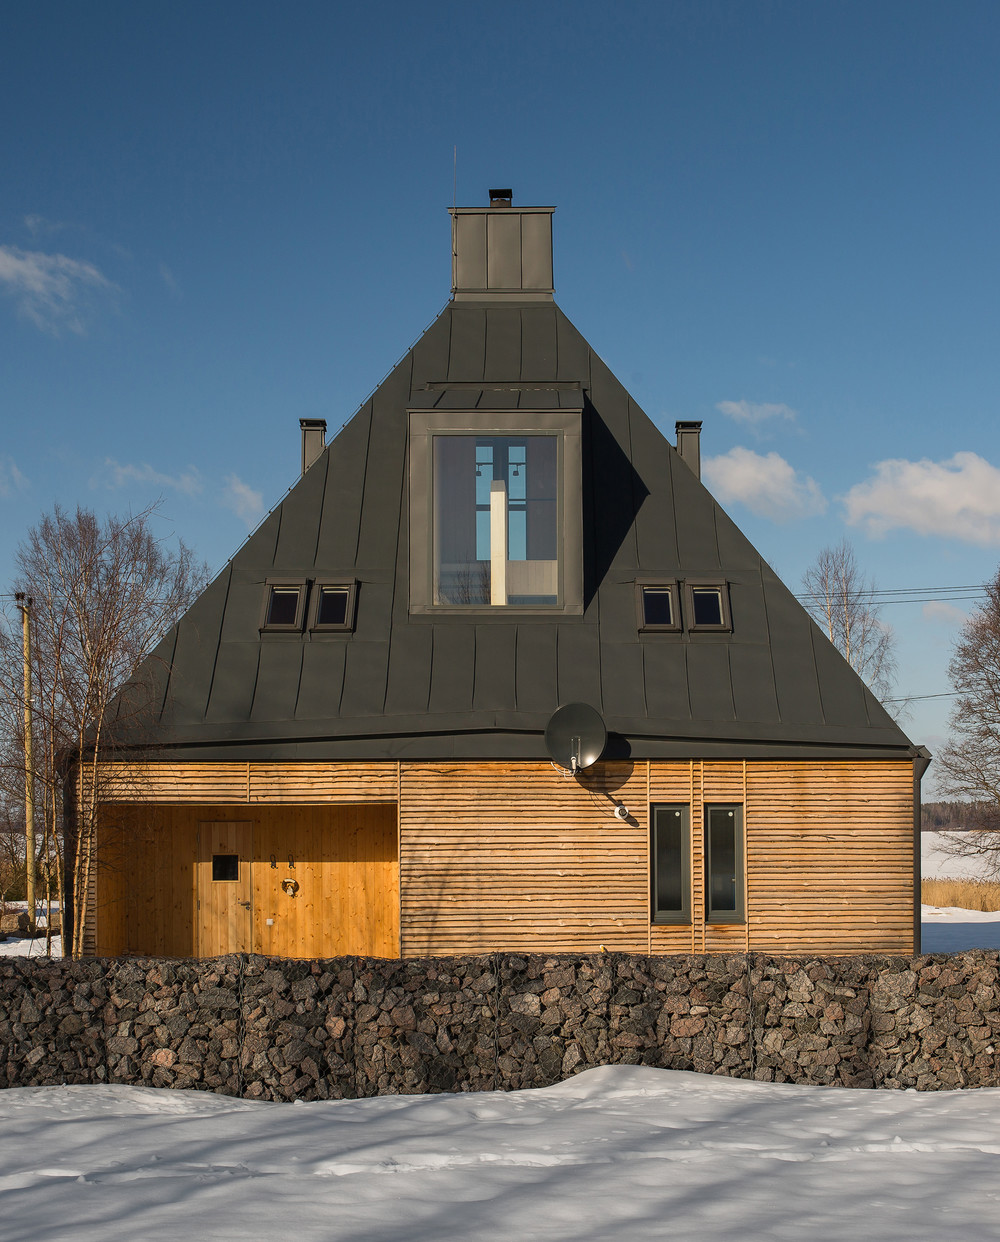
[[238, 900, 251, 909]]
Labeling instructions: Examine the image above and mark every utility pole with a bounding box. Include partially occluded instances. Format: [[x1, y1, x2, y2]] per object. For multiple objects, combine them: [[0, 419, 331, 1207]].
[[15, 593, 35, 935]]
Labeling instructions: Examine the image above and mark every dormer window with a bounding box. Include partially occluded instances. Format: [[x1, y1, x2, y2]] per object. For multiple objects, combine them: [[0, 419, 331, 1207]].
[[408, 409, 583, 615]]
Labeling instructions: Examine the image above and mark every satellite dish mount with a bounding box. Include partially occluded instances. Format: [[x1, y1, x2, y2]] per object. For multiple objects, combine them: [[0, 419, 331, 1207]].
[[544, 703, 607, 775]]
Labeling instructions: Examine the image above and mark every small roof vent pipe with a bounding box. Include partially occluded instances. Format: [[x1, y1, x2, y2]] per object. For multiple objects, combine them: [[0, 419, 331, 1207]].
[[675, 421, 702, 479], [489, 188, 513, 206], [300, 418, 327, 475]]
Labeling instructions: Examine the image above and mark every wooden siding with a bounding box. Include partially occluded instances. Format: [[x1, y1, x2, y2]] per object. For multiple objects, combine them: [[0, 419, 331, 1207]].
[[399, 761, 651, 956], [94, 803, 398, 958], [91, 758, 916, 958], [89, 762, 398, 804]]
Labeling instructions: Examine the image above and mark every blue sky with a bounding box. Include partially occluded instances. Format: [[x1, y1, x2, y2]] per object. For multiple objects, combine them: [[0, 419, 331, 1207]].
[[3, 0, 1000, 778]]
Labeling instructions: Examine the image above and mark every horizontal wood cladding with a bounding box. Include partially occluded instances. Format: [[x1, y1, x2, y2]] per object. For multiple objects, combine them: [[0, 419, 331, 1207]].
[[399, 761, 649, 956], [400, 759, 915, 957], [745, 761, 914, 955], [90, 762, 398, 804], [89, 757, 916, 957]]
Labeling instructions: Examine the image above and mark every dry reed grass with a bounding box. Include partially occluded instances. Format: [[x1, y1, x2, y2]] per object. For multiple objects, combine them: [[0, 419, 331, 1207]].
[[922, 878, 1000, 912]]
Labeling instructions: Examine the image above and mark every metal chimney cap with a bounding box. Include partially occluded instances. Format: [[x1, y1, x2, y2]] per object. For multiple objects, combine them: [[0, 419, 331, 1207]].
[[489, 188, 513, 206]]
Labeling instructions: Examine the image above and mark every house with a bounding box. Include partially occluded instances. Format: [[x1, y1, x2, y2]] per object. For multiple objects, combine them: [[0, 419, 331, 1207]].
[[87, 190, 928, 959]]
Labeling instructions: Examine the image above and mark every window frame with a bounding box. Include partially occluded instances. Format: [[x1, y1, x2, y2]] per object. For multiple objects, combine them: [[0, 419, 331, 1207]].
[[407, 408, 583, 616], [684, 580, 733, 633], [704, 803, 745, 924], [307, 579, 358, 633], [637, 581, 682, 633], [650, 803, 691, 924], [260, 578, 309, 632]]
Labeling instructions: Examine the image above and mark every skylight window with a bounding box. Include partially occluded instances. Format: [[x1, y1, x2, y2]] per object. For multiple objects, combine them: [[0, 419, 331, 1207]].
[[309, 581, 357, 631], [685, 582, 732, 632], [638, 583, 681, 631], [261, 581, 307, 631]]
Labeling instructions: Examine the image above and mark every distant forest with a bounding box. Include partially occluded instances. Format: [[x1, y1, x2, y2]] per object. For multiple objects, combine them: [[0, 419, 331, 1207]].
[[922, 800, 999, 832]]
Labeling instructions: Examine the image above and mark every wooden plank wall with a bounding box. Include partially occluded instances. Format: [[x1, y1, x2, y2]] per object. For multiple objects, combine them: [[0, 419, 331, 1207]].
[[399, 761, 652, 956], [91, 758, 916, 958], [93, 803, 398, 959]]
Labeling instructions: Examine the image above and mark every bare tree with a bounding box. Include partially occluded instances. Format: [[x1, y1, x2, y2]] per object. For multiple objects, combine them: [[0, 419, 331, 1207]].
[[800, 538, 897, 704], [0, 504, 209, 955], [934, 566, 1000, 875]]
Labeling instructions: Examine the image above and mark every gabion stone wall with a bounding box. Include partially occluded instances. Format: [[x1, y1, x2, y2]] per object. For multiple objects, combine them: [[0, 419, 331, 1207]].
[[1, 951, 997, 1099]]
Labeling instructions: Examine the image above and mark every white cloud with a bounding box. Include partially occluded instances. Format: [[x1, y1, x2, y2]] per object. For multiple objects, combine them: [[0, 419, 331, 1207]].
[[703, 446, 827, 522], [716, 400, 797, 426], [923, 600, 968, 627], [0, 244, 118, 334], [23, 214, 68, 238], [844, 452, 1000, 545], [101, 459, 203, 496], [222, 474, 264, 526], [0, 456, 29, 497]]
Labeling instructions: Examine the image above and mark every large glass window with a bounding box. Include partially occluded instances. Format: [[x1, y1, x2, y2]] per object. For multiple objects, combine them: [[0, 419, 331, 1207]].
[[408, 409, 582, 615], [651, 804, 690, 923], [434, 434, 558, 606], [705, 805, 745, 923]]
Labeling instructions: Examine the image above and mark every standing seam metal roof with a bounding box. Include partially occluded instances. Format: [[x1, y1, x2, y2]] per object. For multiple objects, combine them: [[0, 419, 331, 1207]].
[[118, 300, 916, 762]]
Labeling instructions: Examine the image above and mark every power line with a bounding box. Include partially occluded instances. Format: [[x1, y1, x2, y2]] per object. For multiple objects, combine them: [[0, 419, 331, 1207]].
[[796, 583, 988, 606], [882, 691, 958, 704]]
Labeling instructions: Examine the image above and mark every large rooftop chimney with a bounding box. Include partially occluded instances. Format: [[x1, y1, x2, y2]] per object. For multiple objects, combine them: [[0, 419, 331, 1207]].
[[450, 188, 554, 302]]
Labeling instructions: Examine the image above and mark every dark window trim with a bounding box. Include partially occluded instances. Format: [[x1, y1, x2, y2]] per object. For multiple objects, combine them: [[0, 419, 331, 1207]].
[[407, 408, 583, 617], [650, 803, 691, 924], [307, 579, 358, 632], [684, 580, 733, 633], [637, 581, 682, 633], [260, 578, 309, 632], [704, 803, 745, 924]]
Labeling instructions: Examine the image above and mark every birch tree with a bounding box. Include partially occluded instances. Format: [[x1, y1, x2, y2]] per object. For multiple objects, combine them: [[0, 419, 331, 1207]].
[[0, 504, 208, 955], [801, 538, 897, 705], [934, 566, 1000, 875]]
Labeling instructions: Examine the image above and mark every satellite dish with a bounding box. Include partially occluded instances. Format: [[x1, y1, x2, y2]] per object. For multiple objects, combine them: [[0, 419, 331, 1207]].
[[545, 703, 607, 774]]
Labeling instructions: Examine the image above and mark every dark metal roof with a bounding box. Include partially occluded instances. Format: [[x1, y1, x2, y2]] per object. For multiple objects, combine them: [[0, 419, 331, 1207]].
[[117, 301, 917, 762]]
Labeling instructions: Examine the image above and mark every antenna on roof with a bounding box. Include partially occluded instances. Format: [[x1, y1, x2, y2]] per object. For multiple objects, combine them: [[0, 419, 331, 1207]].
[[453, 145, 457, 209]]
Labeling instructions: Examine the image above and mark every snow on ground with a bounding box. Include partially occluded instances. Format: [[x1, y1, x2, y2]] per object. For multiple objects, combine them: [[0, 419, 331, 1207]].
[[5, 1066, 1000, 1242], [1, 901, 61, 958]]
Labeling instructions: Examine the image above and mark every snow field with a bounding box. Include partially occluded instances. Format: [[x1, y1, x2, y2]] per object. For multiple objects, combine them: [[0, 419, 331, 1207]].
[[4, 1066, 1000, 1241]]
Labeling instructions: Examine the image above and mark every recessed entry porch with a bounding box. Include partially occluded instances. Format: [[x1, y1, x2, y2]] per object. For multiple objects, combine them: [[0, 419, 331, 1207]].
[[95, 803, 399, 959]]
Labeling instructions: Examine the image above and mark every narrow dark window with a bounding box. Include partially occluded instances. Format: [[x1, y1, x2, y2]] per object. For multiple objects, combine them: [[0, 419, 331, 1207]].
[[685, 581, 732, 632], [637, 582, 681, 632], [212, 854, 240, 882], [651, 804, 690, 923], [705, 805, 744, 923]]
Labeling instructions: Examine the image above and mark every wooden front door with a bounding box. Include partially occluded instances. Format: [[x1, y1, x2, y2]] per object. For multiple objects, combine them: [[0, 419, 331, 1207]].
[[197, 821, 253, 955]]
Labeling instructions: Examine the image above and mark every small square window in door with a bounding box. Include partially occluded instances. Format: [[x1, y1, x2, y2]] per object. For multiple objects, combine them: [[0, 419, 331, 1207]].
[[212, 854, 239, 881]]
